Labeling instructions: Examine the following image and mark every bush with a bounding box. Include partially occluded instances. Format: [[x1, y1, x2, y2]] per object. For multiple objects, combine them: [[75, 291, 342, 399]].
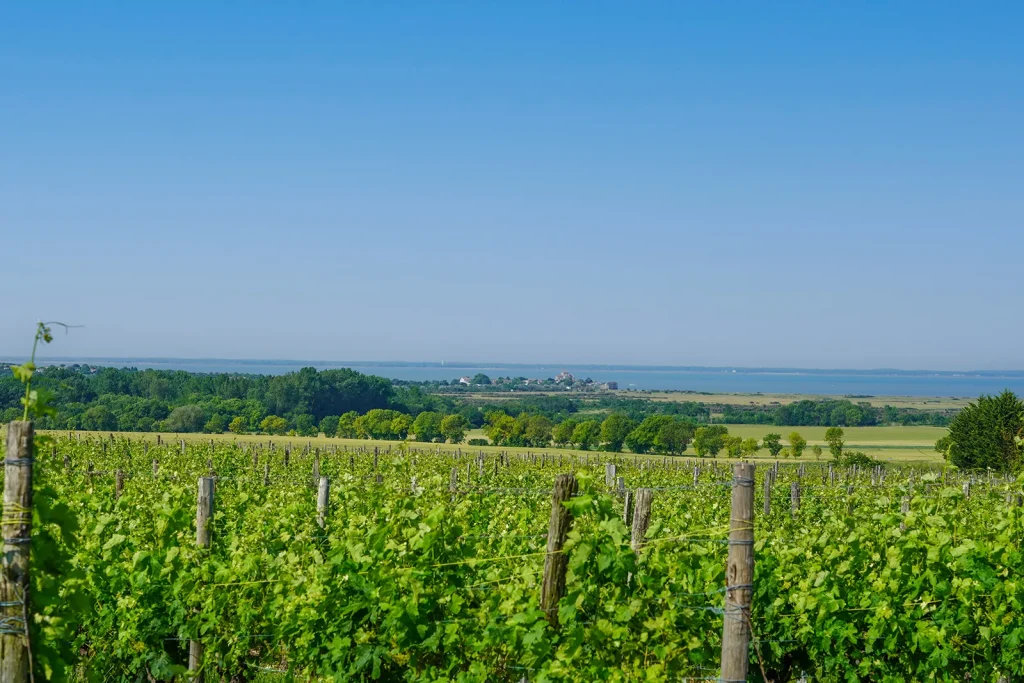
[[840, 451, 881, 467], [467, 438, 489, 446]]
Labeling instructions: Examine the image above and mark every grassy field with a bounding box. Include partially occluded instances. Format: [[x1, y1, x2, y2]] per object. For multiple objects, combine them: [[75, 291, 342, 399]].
[[49, 423, 947, 464], [457, 389, 970, 410], [618, 391, 971, 410]]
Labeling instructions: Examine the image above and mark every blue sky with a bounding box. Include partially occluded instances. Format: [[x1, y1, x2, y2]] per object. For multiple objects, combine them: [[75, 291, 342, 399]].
[[2, 3, 1022, 369]]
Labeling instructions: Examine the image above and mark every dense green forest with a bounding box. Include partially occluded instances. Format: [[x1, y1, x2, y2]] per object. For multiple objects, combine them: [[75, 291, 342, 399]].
[[0, 364, 952, 436]]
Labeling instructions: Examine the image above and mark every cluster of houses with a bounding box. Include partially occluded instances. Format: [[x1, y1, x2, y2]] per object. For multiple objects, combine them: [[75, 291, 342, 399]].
[[457, 372, 617, 392]]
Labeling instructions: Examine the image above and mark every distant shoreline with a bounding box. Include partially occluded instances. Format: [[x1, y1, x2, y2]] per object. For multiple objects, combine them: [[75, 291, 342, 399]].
[[5, 356, 1024, 397], [9, 356, 1024, 378]]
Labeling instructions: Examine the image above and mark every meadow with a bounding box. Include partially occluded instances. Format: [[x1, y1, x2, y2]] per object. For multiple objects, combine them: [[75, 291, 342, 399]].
[[52, 422, 948, 464]]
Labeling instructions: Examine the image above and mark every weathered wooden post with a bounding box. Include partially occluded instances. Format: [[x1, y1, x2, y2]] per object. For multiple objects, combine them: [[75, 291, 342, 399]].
[[790, 481, 800, 515], [1, 422, 33, 681], [540, 474, 577, 627], [631, 488, 653, 551], [720, 462, 755, 683], [763, 475, 771, 516], [316, 477, 330, 529], [115, 469, 125, 500], [605, 463, 616, 488], [623, 489, 635, 527], [263, 463, 270, 486], [190, 477, 214, 678]]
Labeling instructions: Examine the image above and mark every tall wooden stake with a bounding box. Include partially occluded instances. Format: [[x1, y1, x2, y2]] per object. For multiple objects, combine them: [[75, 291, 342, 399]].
[[317, 477, 330, 528], [1, 422, 33, 682], [720, 462, 755, 683], [631, 488, 653, 551], [540, 474, 577, 627], [190, 477, 214, 679]]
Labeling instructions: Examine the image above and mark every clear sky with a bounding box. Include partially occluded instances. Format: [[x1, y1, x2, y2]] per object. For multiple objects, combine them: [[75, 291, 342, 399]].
[[2, 3, 1022, 370]]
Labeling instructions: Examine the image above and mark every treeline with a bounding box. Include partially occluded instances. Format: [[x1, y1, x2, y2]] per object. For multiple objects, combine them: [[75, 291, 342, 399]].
[[0, 364, 953, 436], [0, 365, 460, 434]]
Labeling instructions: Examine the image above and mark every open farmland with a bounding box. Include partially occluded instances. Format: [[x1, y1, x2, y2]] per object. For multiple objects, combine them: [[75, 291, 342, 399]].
[[50, 423, 949, 464]]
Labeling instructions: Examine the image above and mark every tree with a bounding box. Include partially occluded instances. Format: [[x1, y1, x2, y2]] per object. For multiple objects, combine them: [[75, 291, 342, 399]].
[[625, 416, 675, 454], [761, 433, 784, 458], [740, 438, 760, 457], [788, 431, 807, 458], [228, 416, 247, 434], [440, 414, 469, 444], [812, 445, 823, 459], [824, 427, 845, 460], [655, 419, 695, 455], [524, 415, 553, 448], [412, 411, 443, 442], [203, 413, 226, 434], [260, 415, 289, 435], [294, 413, 317, 437], [693, 425, 728, 457], [360, 409, 404, 439], [946, 390, 1024, 472], [81, 404, 118, 432], [167, 405, 206, 433], [471, 373, 492, 385], [390, 414, 412, 440], [552, 419, 578, 447], [336, 411, 359, 438], [601, 414, 636, 452], [319, 415, 339, 437], [484, 411, 517, 446], [723, 435, 743, 458], [572, 420, 602, 450], [934, 435, 952, 455]]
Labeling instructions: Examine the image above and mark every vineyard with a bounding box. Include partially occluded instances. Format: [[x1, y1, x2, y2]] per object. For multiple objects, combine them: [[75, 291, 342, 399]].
[[4, 426, 1024, 682]]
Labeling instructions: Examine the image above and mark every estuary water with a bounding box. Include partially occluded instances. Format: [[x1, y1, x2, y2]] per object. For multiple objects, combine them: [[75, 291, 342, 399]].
[[19, 357, 1024, 397]]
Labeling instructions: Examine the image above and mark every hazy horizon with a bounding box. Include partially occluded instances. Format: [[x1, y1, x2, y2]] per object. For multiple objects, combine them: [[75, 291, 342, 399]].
[[7, 354, 1024, 376]]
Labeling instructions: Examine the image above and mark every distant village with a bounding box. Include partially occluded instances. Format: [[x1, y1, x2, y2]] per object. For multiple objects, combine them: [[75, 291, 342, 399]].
[[451, 371, 617, 392]]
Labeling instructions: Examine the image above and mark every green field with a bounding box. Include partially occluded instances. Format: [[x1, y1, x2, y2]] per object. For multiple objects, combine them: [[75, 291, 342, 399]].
[[54, 422, 948, 463], [459, 389, 971, 410]]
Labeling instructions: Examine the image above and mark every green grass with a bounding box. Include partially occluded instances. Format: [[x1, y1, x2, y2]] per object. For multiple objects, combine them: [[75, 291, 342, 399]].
[[51, 422, 947, 464]]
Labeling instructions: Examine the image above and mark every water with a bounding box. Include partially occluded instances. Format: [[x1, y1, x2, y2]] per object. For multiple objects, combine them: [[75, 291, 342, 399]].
[[18, 357, 1024, 397]]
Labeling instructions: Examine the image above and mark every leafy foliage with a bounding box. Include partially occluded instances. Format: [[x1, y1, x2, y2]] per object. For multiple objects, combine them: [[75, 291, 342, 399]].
[[946, 390, 1024, 472]]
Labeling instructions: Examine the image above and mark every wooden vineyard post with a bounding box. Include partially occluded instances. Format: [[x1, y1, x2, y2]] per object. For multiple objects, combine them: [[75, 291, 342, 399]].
[[720, 462, 755, 683], [263, 463, 270, 486], [190, 477, 214, 678], [790, 481, 800, 515], [623, 489, 634, 527], [763, 475, 771, 516], [312, 453, 320, 483], [900, 496, 910, 532], [1, 421, 34, 682], [316, 477, 330, 529], [631, 488, 653, 551], [115, 469, 125, 500], [540, 474, 577, 627], [605, 463, 616, 488], [846, 485, 855, 516]]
